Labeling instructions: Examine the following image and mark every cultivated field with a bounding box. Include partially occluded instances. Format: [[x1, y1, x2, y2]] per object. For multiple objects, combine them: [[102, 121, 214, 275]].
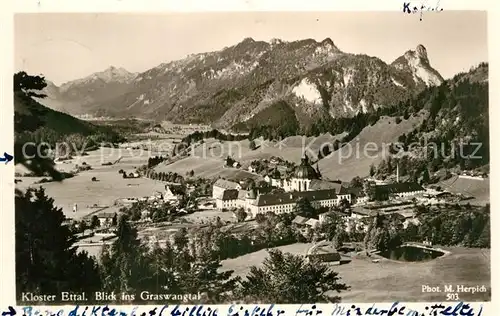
[[221, 244, 490, 302]]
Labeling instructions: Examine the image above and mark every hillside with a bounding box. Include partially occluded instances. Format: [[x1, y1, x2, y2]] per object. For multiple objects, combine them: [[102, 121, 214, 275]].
[[14, 90, 124, 176], [40, 38, 444, 129], [438, 175, 489, 205], [158, 63, 488, 183], [366, 63, 489, 181], [15, 92, 97, 136]]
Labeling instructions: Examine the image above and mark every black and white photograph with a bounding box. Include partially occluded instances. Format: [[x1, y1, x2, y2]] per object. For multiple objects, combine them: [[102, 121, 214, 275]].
[[13, 11, 490, 305]]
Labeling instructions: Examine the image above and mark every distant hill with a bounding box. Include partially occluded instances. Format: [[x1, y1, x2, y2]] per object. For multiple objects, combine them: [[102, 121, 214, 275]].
[[39, 38, 444, 130], [35, 66, 138, 115]]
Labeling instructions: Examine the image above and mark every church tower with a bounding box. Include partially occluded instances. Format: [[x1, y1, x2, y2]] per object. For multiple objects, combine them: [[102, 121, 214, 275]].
[[290, 154, 320, 192]]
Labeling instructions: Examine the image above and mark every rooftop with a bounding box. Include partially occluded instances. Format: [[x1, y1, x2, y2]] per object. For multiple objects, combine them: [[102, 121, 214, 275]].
[[255, 189, 338, 206], [221, 189, 239, 201], [376, 182, 425, 194], [292, 215, 309, 225], [294, 154, 320, 180], [214, 179, 241, 190], [96, 212, 116, 219], [307, 240, 341, 257]]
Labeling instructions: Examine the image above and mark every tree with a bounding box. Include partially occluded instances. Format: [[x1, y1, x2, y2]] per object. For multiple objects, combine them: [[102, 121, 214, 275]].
[[237, 249, 348, 303], [99, 215, 150, 295], [369, 164, 376, 177], [235, 208, 248, 222], [79, 220, 88, 233], [111, 213, 118, 226], [476, 219, 490, 248], [295, 198, 315, 218], [421, 168, 430, 184], [188, 170, 195, 177], [339, 198, 351, 212], [255, 213, 267, 225], [14, 71, 47, 98], [90, 215, 100, 229], [319, 212, 343, 241], [14, 72, 63, 180], [15, 188, 102, 300], [333, 231, 347, 250], [350, 176, 363, 188], [173, 227, 189, 249]]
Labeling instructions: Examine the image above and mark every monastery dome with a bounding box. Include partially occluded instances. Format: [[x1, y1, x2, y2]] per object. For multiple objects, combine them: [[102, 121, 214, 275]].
[[294, 155, 320, 180]]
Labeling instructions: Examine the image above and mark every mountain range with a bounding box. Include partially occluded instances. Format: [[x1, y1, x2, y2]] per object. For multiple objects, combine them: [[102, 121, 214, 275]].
[[38, 37, 445, 129]]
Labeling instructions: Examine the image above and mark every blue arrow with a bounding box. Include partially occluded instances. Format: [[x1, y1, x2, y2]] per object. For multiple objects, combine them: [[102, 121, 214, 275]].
[[0, 152, 13, 164]]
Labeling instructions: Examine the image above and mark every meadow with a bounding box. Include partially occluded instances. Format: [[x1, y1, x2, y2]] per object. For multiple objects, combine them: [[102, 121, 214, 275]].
[[154, 114, 424, 182], [220, 244, 491, 302], [15, 148, 166, 219], [439, 175, 490, 205]]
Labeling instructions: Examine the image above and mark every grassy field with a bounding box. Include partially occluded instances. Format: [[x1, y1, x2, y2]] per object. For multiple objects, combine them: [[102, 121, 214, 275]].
[[154, 133, 346, 180], [16, 148, 165, 219], [318, 114, 425, 181], [221, 242, 314, 276], [154, 114, 423, 182], [182, 209, 237, 224], [439, 176, 490, 205], [221, 244, 490, 302]]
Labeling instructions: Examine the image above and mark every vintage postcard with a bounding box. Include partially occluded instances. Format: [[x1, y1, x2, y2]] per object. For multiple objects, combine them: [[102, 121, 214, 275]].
[[3, 1, 493, 308]]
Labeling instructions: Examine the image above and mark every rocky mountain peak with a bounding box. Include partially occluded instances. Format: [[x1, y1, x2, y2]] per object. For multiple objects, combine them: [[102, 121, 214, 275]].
[[241, 37, 256, 44], [319, 37, 340, 52], [415, 44, 428, 59], [392, 44, 443, 87]]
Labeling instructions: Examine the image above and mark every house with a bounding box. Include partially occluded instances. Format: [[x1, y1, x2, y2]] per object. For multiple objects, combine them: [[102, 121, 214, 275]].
[[350, 207, 376, 219], [306, 241, 342, 264], [346, 187, 369, 205], [164, 185, 185, 202], [248, 166, 257, 173], [376, 182, 425, 199], [319, 210, 348, 223], [212, 179, 242, 199], [96, 212, 116, 227], [305, 218, 320, 228], [233, 162, 241, 168], [216, 189, 239, 210], [292, 215, 309, 226], [141, 210, 151, 221]]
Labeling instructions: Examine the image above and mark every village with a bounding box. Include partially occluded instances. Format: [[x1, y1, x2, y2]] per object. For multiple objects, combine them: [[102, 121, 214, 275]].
[[60, 146, 487, 264]]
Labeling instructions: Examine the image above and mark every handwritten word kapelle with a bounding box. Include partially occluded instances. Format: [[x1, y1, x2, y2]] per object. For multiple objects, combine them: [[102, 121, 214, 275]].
[[403, 1, 444, 21]]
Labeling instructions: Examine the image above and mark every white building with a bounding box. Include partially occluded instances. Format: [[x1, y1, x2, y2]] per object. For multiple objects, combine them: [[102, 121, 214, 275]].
[[96, 212, 116, 227], [164, 185, 185, 202], [376, 182, 425, 199], [246, 189, 351, 219], [212, 179, 242, 199], [215, 189, 240, 210]]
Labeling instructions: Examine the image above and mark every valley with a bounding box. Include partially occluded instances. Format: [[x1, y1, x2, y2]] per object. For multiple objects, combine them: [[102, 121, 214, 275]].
[[14, 32, 490, 305]]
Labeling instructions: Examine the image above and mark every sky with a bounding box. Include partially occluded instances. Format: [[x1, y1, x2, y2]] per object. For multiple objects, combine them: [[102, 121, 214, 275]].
[[14, 11, 488, 85]]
